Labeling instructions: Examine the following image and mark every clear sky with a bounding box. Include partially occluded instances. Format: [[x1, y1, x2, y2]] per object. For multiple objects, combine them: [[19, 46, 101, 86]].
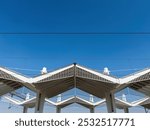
[[0, 0, 150, 33], [0, 0, 150, 112]]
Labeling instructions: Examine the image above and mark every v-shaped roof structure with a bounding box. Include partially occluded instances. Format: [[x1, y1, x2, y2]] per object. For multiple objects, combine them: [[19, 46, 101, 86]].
[[49, 96, 105, 109], [119, 68, 150, 96], [1, 63, 150, 113], [0, 67, 35, 96], [3, 96, 37, 108], [2, 63, 150, 98], [32, 63, 119, 98], [3, 95, 105, 109], [0, 63, 120, 98], [132, 97, 150, 109]]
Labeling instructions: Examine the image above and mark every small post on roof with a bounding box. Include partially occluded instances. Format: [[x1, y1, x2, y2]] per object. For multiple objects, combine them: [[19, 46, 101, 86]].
[[122, 94, 127, 102], [25, 93, 30, 100], [57, 94, 62, 102], [89, 94, 94, 103], [103, 67, 110, 75], [41, 67, 47, 75]]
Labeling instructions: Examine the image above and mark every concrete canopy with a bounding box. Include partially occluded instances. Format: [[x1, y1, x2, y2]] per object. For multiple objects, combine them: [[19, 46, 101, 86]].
[[4, 95, 103, 110], [3, 95, 133, 110], [4, 96, 37, 108], [3, 95, 103, 113], [2, 63, 150, 99], [3, 95, 56, 112], [32, 63, 119, 99], [115, 98, 132, 109], [140, 100, 150, 109], [133, 97, 150, 109], [0, 67, 35, 96], [94, 98, 132, 110], [52, 96, 105, 109], [119, 68, 150, 96]]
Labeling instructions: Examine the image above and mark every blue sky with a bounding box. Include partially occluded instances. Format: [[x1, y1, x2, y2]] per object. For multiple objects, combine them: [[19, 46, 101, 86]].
[[0, 0, 150, 33], [0, 0, 150, 76], [0, 0, 150, 112], [1, 37, 150, 77]]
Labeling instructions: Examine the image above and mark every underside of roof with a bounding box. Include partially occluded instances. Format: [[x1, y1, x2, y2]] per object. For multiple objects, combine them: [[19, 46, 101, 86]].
[[119, 68, 150, 96], [129, 80, 150, 96], [137, 98, 150, 109], [141, 104, 150, 109], [22, 98, 37, 108], [115, 98, 132, 109], [33, 64, 119, 98], [0, 67, 25, 96], [0, 67, 37, 96], [35, 64, 117, 84], [0, 79, 22, 96], [1, 63, 150, 100], [0, 70, 23, 83], [57, 96, 95, 109], [34, 78, 74, 98]]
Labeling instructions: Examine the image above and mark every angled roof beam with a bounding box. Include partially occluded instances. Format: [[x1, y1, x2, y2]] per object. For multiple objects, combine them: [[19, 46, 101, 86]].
[[32, 64, 74, 83], [76, 64, 119, 84], [119, 68, 150, 84], [0, 67, 30, 82]]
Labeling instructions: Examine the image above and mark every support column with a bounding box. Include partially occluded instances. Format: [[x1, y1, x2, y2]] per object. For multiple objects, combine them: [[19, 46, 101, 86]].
[[90, 107, 95, 113], [144, 107, 148, 113], [56, 106, 61, 113], [23, 106, 28, 113], [35, 91, 45, 113], [105, 92, 116, 113], [124, 108, 129, 113]]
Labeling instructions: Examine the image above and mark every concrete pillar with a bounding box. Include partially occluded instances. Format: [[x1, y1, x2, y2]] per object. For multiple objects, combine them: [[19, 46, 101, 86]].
[[90, 107, 95, 113], [35, 91, 45, 113], [23, 106, 28, 113], [144, 107, 148, 113], [124, 108, 129, 113], [56, 106, 61, 113], [105, 92, 116, 113]]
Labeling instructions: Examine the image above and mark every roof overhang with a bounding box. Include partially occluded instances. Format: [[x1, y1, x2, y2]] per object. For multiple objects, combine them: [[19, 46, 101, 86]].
[[0, 67, 36, 96], [133, 97, 150, 109], [119, 68, 150, 96], [115, 98, 132, 109], [2, 63, 150, 99]]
